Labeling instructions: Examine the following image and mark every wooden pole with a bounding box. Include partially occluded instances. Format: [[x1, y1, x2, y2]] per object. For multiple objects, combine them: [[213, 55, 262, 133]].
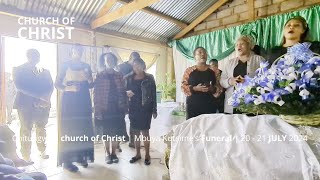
[[0, 36, 5, 125]]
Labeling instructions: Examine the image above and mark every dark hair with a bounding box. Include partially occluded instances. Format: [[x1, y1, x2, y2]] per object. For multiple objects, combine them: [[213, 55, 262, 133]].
[[99, 52, 118, 68], [129, 52, 141, 61], [282, 16, 309, 44], [26, 48, 40, 63], [133, 58, 146, 70], [193, 47, 207, 56], [26, 48, 39, 57], [209, 59, 218, 64]]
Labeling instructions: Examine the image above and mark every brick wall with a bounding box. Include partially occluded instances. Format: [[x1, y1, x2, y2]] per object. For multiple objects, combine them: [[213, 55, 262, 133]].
[[188, 0, 320, 37]]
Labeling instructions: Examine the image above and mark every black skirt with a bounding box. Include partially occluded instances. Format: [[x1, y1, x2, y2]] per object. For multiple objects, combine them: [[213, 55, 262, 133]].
[[95, 113, 127, 137], [129, 109, 153, 130], [57, 86, 94, 166]]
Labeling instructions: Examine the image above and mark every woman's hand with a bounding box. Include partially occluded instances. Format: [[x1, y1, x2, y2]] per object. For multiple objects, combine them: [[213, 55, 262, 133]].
[[228, 77, 238, 86], [126, 90, 135, 98], [152, 112, 158, 119], [208, 86, 216, 93], [236, 75, 245, 83], [193, 84, 209, 92], [229, 76, 244, 86]]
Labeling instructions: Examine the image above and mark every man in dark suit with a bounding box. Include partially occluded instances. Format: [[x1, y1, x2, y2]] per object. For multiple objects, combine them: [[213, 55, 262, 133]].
[[12, 49, 54, 162]]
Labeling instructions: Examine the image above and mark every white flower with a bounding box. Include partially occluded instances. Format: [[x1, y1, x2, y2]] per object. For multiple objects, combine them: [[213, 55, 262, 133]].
[[277, 100, 285, 106], [299, 89, 310, 97], [283, 54, 296, 66], [272, 95, 285, 106], [314, 66, 320, 74], [257, 87, 265, 94], [267, 74, 276, 81], [302, 70, 314, 80], [284, 83, 296, 93], [253, 95, 264, 105]]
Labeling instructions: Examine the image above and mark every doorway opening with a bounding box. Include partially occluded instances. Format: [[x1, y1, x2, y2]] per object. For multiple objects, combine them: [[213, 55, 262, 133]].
[[3, 36, 58, 162]]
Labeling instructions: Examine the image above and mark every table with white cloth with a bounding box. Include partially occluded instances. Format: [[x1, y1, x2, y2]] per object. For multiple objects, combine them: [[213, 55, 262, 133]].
[[169, 114, 320, 180]]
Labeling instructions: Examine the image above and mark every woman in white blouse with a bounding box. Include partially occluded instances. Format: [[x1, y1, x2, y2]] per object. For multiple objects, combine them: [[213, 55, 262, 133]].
[[220, 35, 265, 114]]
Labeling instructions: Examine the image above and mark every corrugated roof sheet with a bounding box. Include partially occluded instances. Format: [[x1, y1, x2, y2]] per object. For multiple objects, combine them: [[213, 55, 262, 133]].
[[0, 0, 219, 42], [149, 0, 218, 23], [0, 0, 106, 24]]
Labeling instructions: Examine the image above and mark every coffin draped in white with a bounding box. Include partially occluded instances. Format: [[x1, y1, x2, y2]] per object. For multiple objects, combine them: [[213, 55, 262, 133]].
[[169, 114, 320, 180]]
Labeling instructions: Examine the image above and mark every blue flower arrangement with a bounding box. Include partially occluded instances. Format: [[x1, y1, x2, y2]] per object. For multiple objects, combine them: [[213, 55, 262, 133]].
[[230, 43, 320, 124]]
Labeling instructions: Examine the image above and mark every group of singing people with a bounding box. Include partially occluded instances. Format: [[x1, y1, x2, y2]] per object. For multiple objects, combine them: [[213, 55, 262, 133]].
[[56, 47, 157, 172], [182, 16, 320, 119], [3, 15, 320, 177], [7, 45, 157, 174]]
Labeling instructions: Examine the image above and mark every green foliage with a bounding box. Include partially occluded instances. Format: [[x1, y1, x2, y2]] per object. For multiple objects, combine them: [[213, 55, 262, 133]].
[[237, 89, 320, 116], [157, 73, 176, 101]]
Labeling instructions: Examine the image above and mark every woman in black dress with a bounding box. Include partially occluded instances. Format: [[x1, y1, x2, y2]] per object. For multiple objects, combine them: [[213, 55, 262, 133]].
[[55, 45, 94, 172], [93, 53, 127, 164], [126, 58, 157, 165], [267, 16, 320, 65], [182, 47, 222, 119]]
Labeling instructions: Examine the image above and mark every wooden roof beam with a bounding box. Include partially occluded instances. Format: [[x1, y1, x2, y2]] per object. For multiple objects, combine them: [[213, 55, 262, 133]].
[[91, 0, 160, 29], [96, 0, 118, 18]]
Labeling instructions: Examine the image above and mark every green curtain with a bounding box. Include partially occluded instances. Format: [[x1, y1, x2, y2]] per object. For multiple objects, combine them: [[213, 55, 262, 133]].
[[169, 5, 320, 61]]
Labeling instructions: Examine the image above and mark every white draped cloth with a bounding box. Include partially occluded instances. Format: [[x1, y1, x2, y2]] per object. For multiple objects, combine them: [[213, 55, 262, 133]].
[[169, 114, 320, 180]]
